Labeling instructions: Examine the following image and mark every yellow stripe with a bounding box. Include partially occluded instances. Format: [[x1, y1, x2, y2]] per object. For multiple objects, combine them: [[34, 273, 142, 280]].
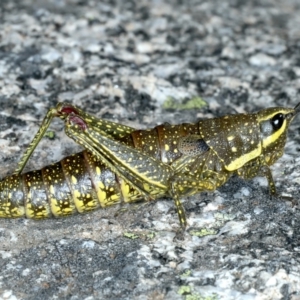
[[257, 110, 292, 122], [262, 119, 286, 148], [225, 144, 261, 171]]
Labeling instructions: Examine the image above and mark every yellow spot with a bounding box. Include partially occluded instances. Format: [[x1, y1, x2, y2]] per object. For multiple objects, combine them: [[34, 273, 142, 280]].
[[50, 185, 55, 194], [231, 147, 237, 152], [165, 144, 170, 151], [96, 166, 101, 176], [227, 136, 234, 141], [120, 181, 131, 203], [149, 146, 153, 151], [110, 194, 119, 201], [71, 175, 77, 184], [73, 190, 83, 209]]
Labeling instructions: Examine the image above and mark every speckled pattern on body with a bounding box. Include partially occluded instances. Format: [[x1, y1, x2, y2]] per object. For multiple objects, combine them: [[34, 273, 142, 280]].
[[0, 102, 297, 231], [0, 0, 300, 300]]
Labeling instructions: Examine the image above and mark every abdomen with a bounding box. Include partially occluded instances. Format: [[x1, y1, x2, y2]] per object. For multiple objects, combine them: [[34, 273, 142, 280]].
[[0, 122, 200, 219]]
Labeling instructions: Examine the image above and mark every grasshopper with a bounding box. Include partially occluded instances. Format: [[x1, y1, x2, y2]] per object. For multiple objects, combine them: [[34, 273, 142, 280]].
[[0, 102, 299, 228]]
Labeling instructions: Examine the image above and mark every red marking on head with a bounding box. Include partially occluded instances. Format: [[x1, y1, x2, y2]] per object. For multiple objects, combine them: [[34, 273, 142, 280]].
[[61, 106, 79, 115], [69, 115, 88, 130]]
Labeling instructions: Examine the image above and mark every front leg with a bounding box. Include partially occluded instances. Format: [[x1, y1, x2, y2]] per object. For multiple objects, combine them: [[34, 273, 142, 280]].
[[237, 156, 297, 204], [259, 164, 277, 196], [259, 164, 297, 204]]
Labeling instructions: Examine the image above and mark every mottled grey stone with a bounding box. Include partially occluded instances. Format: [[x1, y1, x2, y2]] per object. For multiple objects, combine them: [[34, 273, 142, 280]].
[[0, 0, 300, 299]]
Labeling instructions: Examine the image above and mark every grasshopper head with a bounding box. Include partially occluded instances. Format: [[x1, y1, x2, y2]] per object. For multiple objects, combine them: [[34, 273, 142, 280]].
[[257, 102, 300, 165]]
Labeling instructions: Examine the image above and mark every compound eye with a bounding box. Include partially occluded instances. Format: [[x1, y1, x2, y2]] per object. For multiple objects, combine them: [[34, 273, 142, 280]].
[[271, 113, 284, 130]]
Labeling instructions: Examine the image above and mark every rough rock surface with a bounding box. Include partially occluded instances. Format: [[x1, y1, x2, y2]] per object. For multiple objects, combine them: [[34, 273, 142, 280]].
[[0, 0, 300, 299]]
